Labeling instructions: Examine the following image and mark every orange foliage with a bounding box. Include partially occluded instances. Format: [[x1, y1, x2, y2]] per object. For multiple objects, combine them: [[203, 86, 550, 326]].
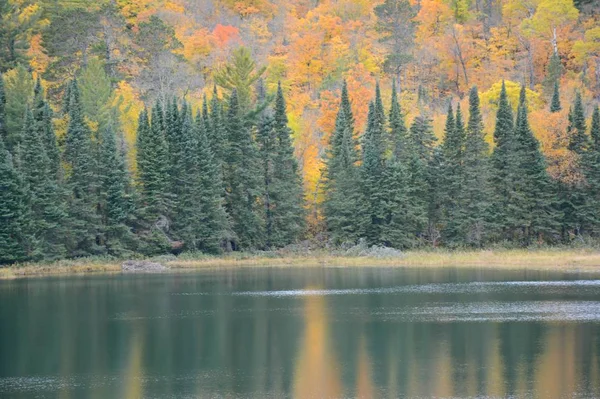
[[212, 24, 241, 47]]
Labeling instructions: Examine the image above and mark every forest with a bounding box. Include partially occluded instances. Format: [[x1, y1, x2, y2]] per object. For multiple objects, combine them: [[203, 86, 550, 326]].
[[0, 0, 599, 263]]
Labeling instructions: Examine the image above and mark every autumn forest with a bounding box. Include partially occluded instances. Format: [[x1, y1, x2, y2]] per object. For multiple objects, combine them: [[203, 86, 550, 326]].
[[1, 0, 600, 263]]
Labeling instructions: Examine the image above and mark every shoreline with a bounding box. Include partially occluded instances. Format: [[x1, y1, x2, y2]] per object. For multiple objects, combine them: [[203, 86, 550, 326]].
[[3, 248, 600, 280]]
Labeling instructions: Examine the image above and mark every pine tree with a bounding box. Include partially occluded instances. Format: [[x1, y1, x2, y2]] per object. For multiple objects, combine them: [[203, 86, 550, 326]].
[[582, 106, 600, 234], [223, 89, 264, 250], [98, 124, 136, 255], [544, 52, 563, 94], [388, 81, 408, 160], [550, 80, 561, 113], [461, 87, 492, 246], [513, 85, 559, 243], [3, 65, 34, 152], [568, 92, 588, 155], [260, 82, 305, 248], [323, 81, 363, 244], [63, 80, 103, 256], [361, 83, 388, 245], [490, 81, 516, 238], [136, 102, 171, 219], [562, 92, 589, 237], [18, 108, 67, 260], [440, 102, 465, 245], [32, 78, 61, 180], [0, 136, 28, 264], [171, 108, 202, 249], [209, 86, 227, 176], [195, 113, 229, 253]]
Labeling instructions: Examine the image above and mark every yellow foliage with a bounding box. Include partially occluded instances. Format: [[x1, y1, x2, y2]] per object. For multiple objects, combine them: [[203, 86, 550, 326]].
[[113, 81, 144, 172], [480, 80, 543, 113]]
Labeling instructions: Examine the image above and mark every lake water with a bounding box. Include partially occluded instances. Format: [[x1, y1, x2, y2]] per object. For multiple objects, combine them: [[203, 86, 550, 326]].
[[1, 267, 600, 398]]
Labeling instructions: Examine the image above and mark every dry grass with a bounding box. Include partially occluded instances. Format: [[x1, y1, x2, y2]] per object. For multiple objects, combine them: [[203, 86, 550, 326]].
[[2, 249, 600, 280]]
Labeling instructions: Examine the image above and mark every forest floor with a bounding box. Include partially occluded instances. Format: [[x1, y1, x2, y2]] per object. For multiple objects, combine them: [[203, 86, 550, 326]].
[[2, 248, 600, 279]]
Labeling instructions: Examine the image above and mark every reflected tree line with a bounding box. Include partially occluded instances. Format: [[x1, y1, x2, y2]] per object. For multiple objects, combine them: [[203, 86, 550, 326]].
[[1, 269, 599, 398]]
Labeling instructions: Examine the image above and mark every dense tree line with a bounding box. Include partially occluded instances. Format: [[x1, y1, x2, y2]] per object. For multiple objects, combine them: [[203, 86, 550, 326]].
[[0, 70, 305, 263], [2, 66, 600, 264], [324, 80, 600, 248]]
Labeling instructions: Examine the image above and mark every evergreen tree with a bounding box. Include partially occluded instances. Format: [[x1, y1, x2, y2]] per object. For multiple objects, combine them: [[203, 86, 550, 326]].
[[136, 102, 170, 219], [513, 85, 559, 243], [461, 87, 492, 246], [98, 124, 136, 255], [582, 106, 600, 234], [324, 81, 363, 244], [209, 86, 227, 175], [171, 109, 203, 249], [63, 80, 103, 256], [0, 136, 28, 264], [568, 92, 589, 155], [260, 82, 305, 248], [544, 52, 563, 94], [32, 78, 61, 179], [550, 80, 561, 113], [388, 81, 408, 160], [223, 89, 264, 250], [360, 83, 388, 245], [490, 81, 516, 238], [440, 102, 465, 245], [19, 108, 67, 260], [563, 92, 589, 237], [195, 113, 229, 253], [3, 65, 34, 152]]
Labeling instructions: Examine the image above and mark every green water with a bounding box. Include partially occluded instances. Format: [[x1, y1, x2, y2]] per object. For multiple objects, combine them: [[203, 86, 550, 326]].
[[1, 267, 600, 398]]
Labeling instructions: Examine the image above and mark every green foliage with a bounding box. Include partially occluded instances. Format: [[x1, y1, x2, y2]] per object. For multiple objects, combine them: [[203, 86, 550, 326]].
[[550, 80, 561, 112], [568, 92, 588, 155], [0, 136, 27, 263], [223, 89, 264, 249], [214, 47, 266, 113], [3, 65, 34, 151], [63, 80, 103, 256], [0, 72, 5, 143], [374, 0, 417, 77], [79, 57, 117, 130], [0, 0, 42, 71]]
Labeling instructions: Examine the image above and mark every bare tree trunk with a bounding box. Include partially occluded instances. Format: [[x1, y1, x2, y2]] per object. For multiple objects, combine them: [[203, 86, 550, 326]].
[[452, 27, 469, 87]]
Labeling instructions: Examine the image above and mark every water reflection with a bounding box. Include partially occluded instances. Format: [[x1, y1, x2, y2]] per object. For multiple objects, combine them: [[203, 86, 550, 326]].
[[0, 268, 599, 398]]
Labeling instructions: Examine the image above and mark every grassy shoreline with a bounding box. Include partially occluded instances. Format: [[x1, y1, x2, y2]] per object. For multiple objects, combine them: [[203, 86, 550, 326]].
[[3, 248, 600, 280]]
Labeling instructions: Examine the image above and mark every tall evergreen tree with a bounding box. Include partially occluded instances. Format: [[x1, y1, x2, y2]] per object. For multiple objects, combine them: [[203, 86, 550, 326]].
[[32, 78, 61, 180], [490, 81, 516, 238], [209, 86, 227, 176], [361, 83, 388, 244], [19, 108, 67, 260], [98, 124, 136, 254], [136, 102, 171, 219], [513, 85, 559, 243], [0, 136, 28, 264], [440, 102, 465, 245], [324, 81, 363, 244], [582, 105, 600, 234], [461, 87, 492, 246], [568, 92, 589, 155], [388, 81, 408, 160], [550, 80, 561, 113], [63, 80, 103, 256], [195, 113, 229, 253], [223, 89, 264, 250]]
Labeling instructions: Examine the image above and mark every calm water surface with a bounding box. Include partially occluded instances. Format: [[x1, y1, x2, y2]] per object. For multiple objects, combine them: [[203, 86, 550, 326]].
[[1, 266, 600, 398]]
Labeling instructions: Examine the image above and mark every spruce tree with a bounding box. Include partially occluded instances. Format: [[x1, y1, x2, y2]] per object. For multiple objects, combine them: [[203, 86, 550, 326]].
[[388, 81, 408, 160], [98, 124, 137, 255], [195, 113, 229, 253], [0, 136, 28, 264], [323, 81, 363, 244], [223, 89, 264, 250], [209, 86, 226, 169], [550, 80, 561, 113], [440, 102, 465, 245], [582, 105, 600, 234], [63, 80, 103, 256], [19, 108, 67, 260], [171, 109, 203, 249], [563, 92, 589, 237], [461, 87, 492, 246], [490, 81, 516, 238], [568, 92, 589, 155], [136, 102, 171, 219], [32, 78, 61, 180], [262, 83, 305, 248], [513, 85, 559, 243], [360, 83, 387, 245]]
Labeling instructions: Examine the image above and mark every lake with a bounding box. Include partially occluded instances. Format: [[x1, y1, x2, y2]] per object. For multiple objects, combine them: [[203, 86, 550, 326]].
[[1, 267, 600, 398]]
